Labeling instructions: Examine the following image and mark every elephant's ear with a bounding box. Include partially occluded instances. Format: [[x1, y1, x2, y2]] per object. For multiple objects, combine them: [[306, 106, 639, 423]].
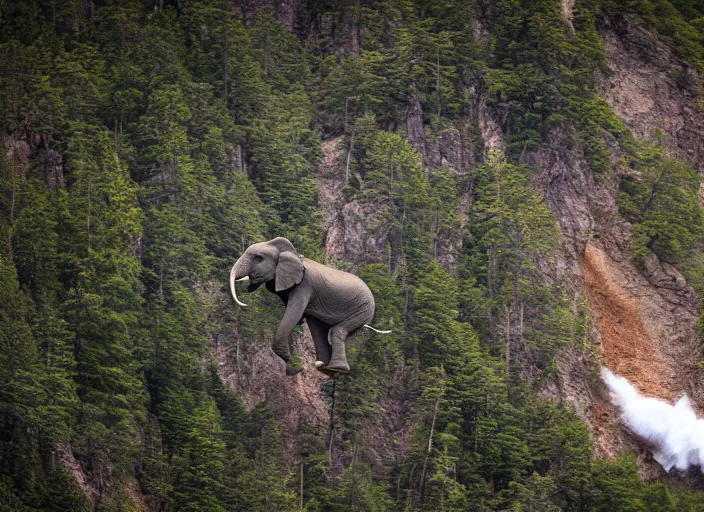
[[275, 252, 305, 292]]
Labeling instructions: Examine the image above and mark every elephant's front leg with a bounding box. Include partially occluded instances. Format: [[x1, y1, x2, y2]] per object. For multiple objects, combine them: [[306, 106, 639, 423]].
[[272, 290, 309, 363], [327, 325, 351, 373]]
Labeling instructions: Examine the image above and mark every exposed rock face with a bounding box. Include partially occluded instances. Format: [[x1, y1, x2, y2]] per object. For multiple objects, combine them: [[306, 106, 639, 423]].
[[405, 82, 506, 177], [582, 243, 677, 402], [580, 240, 704, 482], [334, 200, 393, 263], [406, 95, 476, 175], [596, 14, 704, 412], [275, 0, 298, 31], [4, 134, 66, 191], [403, 89, 502, 272], [599, 15, 704, 171], [319, 138, 394, 266], [365, 364, 411, 469], [319, 77, 502, 273], [211, 284, 410, 471], [524, 12, 704, 471], [529, 121, 703, 471], [318, 138, 347, 264], [214, 323, 328, 422], [319, 125, 472, 273], [532, 132, 600, 263], [561, 0, 576, 35], [42, 149, 65, 191], [529, 132, 609, 423], [211, 296, 330, 460], [474, 82, 505, 155], [56, 442, 148, 510], [56, 442, 99, 503], [405, 96, 429, 168], [211, 308, 328, 464], [227, 144, 247, 176], [4, 136, 31, 165]]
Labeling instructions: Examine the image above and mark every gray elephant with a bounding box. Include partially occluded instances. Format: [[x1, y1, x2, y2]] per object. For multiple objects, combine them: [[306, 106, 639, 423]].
[[228, 237, 389, 373]]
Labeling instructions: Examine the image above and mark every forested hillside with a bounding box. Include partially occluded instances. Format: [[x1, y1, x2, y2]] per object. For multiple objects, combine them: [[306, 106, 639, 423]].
[[2, 0, 704, 510]]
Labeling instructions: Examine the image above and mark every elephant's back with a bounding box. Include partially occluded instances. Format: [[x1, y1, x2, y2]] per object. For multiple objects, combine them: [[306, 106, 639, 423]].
[[303, 258, 375, 322]]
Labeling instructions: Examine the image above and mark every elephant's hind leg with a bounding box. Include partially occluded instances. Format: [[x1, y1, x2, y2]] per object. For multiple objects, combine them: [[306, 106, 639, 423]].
[[326, 304, 374, 373], [326, 325, 351, 373], [306, 317, 331, 368]]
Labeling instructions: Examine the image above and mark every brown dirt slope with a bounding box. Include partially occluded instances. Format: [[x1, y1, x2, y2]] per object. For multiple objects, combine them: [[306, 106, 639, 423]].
[[581, 243, 674, 401]]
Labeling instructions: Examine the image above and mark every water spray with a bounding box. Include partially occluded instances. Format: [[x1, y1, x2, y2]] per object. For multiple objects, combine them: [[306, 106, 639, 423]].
[[601, 367, 704, 473]]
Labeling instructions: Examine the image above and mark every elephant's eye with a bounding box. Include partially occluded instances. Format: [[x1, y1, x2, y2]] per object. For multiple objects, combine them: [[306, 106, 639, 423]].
[[252, 254, 264, 263]]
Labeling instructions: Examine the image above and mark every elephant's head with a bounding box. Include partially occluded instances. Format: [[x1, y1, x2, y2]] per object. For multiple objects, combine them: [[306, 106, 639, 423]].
[[228, 237, 305, 307]]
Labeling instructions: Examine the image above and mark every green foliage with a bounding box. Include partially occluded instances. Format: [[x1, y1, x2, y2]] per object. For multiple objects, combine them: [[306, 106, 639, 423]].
[[479, 0, 632, 173], [461, 149, 568, 373], [618, 141, 704, 291], [597, 0, 704, 70], [247, 85, 323, 257], [590, 455, 648, 511], [358, 263, 404, 367]]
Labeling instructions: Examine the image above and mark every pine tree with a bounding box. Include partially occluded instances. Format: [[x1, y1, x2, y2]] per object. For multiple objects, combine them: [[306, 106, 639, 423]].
[[619, 141, 704, 291], [59, 126, 146, 489]]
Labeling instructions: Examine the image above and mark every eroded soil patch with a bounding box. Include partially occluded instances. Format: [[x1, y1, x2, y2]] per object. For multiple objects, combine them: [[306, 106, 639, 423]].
[[581, 243, 675, 401]]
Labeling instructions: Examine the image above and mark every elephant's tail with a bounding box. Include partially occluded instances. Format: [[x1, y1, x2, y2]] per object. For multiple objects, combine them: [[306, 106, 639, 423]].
[[363, 324, 392, 334]]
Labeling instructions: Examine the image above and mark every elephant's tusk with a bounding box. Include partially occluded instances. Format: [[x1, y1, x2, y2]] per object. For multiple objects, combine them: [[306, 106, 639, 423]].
[[229, 264, 248, 307], [236, 276, 250, 282], [231, 292, 248, 307]]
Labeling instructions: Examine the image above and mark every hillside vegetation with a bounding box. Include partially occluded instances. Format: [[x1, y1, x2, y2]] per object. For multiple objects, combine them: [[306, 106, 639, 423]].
[[1, 0, 704, 511]]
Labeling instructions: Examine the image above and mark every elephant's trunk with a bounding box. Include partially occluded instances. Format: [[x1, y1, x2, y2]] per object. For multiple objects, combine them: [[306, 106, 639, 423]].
[[229, 258, 249, 307]]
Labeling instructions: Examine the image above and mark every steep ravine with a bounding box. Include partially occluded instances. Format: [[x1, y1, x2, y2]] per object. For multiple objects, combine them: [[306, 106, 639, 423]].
[[595, 13, 704, 449], [536, 13, 704, 474], [529, 117, 703, 467], [209, 8, 704, 482]]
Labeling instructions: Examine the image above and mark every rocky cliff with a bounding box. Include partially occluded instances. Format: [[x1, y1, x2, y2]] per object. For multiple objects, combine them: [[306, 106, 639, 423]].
[[212, 3, 704, 482]]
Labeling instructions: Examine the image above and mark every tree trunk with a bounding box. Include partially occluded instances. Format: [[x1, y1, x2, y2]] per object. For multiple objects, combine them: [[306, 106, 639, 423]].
[[433, 206, 440, 259], [350, 443, 357, 510], [7, 163, 16, 259], [436, 50, 441, 119], [345, 132, 354, 185], [223, 33, 229, 108], [327, 378, 336, 470], [299, 461, 304, 511], [488, 251, 495, 345], [349, 0, 361, 55], [419, 368, 443, 505], [505, 305, 511, 377]]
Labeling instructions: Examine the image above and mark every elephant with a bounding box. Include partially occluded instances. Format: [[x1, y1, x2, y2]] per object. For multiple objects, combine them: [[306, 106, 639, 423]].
[[228, 237, 389, 373]]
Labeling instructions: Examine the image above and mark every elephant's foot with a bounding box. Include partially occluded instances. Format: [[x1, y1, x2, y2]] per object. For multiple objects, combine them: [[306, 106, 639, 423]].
[[327, 333, 350, 373], [284, 354, 303, 376], [285, 363, 304, 376], [272, 343, 291, 362], [323, 366, 350, 373], [325, 362, 350, 373], [325, 354, 350, 373], [314, 359, 348, 374]]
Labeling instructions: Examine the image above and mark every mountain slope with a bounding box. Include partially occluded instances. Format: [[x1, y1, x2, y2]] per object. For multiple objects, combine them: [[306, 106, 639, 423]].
[[2, 0, 704, 510]]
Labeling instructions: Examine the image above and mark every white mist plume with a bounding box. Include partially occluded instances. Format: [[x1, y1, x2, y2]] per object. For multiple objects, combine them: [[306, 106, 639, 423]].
[[601, 367, 704, 473]]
